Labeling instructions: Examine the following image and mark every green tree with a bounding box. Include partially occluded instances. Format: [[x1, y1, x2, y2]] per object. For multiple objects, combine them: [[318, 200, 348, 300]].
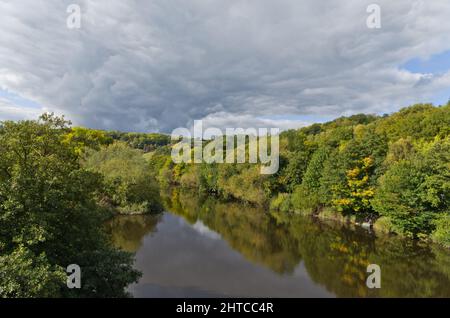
[[84, 142, 162, 214], [372, 137, 450, 238], [63, 127, 113, 155], [332, 157, 375, 214], [0, 114, 140, 297]]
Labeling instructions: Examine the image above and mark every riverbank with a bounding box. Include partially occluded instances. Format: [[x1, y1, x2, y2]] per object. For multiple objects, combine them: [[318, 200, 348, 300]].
[[158, 184, 448, 250], [108, 187, 450, 297], [146, 104, 450, 248]]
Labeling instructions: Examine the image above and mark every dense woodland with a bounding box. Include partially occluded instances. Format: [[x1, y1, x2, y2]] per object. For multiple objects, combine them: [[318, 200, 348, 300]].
[[0, 103, 449, 297], [0, 115, 141, 297], [147, 103, 450, 246]]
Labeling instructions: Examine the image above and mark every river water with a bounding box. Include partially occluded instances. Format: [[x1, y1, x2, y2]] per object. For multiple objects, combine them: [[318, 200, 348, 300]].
[[107, 188, 450, 297]]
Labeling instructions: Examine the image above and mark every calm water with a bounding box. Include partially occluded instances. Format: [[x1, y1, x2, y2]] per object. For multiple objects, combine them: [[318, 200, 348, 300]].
[[107, 189, 450, 298]]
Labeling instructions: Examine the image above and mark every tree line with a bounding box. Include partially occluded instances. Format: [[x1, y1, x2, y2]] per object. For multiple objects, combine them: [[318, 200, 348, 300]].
[[0, 115, 168, 297], [147, 103, 450, 246]]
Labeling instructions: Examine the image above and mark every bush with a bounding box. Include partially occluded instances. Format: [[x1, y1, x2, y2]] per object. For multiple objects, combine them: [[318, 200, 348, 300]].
[[373, 216, 394, 234], [179, 166, 200, 189], [270, 193, 292, 213], [290, 186, 321, 214], [218, 165, 268, 205], [432, 214, 450, 248], [84, 142, 162, 214], [317, 207, 347, 223]]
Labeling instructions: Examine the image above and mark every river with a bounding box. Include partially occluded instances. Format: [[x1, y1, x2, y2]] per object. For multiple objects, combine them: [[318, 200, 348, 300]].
[[107, 188, 450, 297]]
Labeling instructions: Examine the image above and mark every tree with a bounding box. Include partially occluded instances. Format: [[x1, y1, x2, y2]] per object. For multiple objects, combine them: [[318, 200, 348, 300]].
[[332, 157, 375, 215], [302, 146, 329, 191], [63, 126, 113, 155], [0, 114, 140, 297], [372, 137, 450, 238], [290, 146, 329, 213], [83, 142, 162, 214], [372, 159, 433, 237]]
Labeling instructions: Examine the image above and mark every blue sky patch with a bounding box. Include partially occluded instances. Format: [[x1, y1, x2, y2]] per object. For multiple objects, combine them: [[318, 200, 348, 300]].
[[402, 50, 450, 75], [0, 89, 41, 109]]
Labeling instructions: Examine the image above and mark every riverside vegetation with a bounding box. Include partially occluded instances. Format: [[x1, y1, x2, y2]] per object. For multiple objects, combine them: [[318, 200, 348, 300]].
[[147, 103, 450, 246], [0, 115, 168, 297], [106, 187, 450, 297], [0, 102, 449, 297]]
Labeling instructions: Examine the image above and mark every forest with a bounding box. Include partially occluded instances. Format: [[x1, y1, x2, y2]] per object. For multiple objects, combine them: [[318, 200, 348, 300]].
[[0, 115, 168, 297], [0, 102, 449, 297], [147, 103, 450, 245]]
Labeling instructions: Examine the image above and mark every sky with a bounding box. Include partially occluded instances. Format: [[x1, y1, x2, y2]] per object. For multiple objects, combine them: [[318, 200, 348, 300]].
[[0, 0, 450, 133]]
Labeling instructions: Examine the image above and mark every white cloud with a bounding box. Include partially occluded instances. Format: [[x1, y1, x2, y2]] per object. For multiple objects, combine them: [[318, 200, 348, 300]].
[[1, 0, 450, 132], [192, 220, 221, 240], [0, 97, 43, 121], [200, 112, 309, 132]]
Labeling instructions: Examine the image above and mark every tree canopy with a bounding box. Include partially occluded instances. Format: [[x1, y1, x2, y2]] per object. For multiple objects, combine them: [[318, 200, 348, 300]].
[[0, 114, 140, 297]]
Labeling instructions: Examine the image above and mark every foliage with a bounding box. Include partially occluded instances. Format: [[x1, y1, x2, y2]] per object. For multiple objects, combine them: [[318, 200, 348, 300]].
[[270, 193, 292, 213], [149, 103, 449, 243], [0, 114, 140, 297], [83, 142, 162, 214], [332, 156, 376, 214], [372, 137, 450, 238], [373, 216, 394, 234], [0, 246, 65, 297], [432, 214, 450, 248], [63, 127, 113, 155], [106, 131, 171, 152]]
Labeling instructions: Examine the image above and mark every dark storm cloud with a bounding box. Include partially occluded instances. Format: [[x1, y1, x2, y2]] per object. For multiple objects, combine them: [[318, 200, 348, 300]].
[[1, 0, 450, 132]]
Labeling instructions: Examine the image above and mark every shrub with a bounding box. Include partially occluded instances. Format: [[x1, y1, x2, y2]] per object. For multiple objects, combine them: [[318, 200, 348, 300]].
[[432, 214, 450, 248], [373, 216, 394, 234], [218, 165, 268, 205], [84, 142, 162, 214], [179, 166, 200, 189], [270, 193, 292, 213], [290, 186, 321, 215]]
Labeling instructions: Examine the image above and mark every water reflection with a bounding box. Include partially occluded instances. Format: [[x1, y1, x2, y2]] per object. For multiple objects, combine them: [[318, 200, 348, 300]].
[[108, 188, 450, 297], [106, 214, 161, 253]]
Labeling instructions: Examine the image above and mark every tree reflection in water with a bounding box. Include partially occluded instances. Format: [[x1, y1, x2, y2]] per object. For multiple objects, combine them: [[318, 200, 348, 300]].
[[106, 214, 162, 253], [109, 188, 450, 297]]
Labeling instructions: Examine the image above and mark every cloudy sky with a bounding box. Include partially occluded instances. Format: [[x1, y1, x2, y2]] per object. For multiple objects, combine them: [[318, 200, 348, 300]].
[[1, 0, 450, 132]]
